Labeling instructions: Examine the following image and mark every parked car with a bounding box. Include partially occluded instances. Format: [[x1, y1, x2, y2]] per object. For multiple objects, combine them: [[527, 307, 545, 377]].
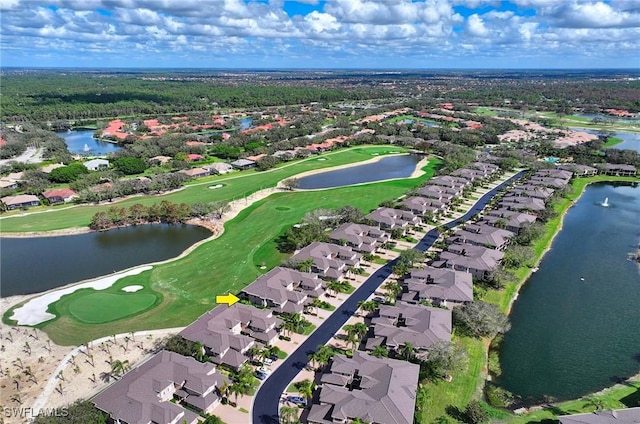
[[257, 367, 272, 375], [268, 353, 278, 361], [263, 358, 273, 365], [288, 396, 306, 405], [373, 296, 385, 303], [255, 371, 267, 380]]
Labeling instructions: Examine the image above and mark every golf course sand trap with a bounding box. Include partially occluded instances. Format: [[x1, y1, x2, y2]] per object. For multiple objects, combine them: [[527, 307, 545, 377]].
[[209, 184, 223, 189], [10, 266, 153, 326], [121, 285, 144, 292]]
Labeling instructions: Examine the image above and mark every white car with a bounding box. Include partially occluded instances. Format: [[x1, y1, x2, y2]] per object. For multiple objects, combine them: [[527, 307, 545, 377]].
[[257, 367, 272, 375], [263, 358, 274, 366]]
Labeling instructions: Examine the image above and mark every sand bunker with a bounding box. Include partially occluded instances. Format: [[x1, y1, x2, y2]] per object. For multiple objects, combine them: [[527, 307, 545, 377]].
[[209, 184, 223, 189], [10, 266, 153, 326], [121, 285, 144, 292]]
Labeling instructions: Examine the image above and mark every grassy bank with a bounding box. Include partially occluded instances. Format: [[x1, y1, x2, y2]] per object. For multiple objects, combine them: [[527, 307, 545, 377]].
[[603, 136, 624, 148], [4, 158, 441, 345], [420, 174, 639, 423], [0, 145, 412, 232]]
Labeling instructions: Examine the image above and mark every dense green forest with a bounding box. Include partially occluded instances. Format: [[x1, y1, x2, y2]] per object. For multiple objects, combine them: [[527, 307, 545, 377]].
[[0, 72, 389, 121]]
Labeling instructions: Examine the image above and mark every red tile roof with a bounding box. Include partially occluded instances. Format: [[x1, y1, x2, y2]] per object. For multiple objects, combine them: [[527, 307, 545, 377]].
[[42, 188, 78, 199], [187, 154, 205, 161]]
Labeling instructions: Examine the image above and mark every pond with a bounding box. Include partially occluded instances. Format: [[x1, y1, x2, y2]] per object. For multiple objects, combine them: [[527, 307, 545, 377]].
[[569, 128, 640, 153], [296, 154, 423, 189], [574, 113, 640, 125], [0, 224, 211, 297], [57, 130, 122, 155], [499, 182, 640, 401]]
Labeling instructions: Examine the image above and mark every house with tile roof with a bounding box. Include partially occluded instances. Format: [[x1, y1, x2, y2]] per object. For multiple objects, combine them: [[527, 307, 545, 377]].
[[290, 242, 361, 280], [446, 223, 515, 251], [240, 267, 323, 314], [500, 196, 546, 212], [438, 243, 504, 280], [366, 207, 420, 232], [179, 304, 281, 369], [92, 350, 228, 424], [1, 194, 40, 210], [365, 302, 452, 354], [307, 351, 419, 424], [482, 209, 537, 234], [329, 222, 389, 253], [401, 266, 473, 306], [400, 196, 445, 217], [417, 185, 458, 201], [42, 188, 78, 204]]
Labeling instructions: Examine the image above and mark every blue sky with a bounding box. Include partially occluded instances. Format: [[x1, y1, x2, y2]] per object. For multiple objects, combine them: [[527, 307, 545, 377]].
[[1, 0, 639, 69]]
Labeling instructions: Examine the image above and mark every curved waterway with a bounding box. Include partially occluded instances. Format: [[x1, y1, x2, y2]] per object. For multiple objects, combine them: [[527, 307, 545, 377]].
[[499, 182, 640, 401], [297, 154, 422, 189], [0, 224, 211, 297]]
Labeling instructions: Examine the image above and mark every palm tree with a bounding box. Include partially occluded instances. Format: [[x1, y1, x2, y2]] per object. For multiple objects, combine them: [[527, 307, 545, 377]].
[[247, 345, 263, 363], [111, 359, 131, 377], [309, 297, 322, 316], [312, 345, 335, 370], [295, 379, 314, 404], [400, 342, 415, 361], [345, 266, 358, 280], [23, 366, 37, 384], [123, 336, 131, 352], [326, 280, 342, 297], [218, 380, 231, 403], [229, 382, 244, 407], [10, 393, 22, 404], [382, 281, 401, 303], [298, 258, 315, 273], [371, 345, 388, 358], [193, 342, 206, 362], [357, 300, 377, 317], [279, 405, 299, 424]]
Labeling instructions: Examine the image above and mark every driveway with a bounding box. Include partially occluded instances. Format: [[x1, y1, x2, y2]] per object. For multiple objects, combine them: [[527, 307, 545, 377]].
[[252, 171, 524, 424]]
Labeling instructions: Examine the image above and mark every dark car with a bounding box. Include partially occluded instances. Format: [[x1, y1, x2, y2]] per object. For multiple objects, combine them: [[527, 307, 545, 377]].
[[255, 371, 267, 380], [288, 396, 306, 405]]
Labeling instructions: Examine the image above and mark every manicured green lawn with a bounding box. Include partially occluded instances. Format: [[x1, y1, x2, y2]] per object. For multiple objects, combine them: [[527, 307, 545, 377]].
[[418, 336, 486, 423], [502, 377, 640, 423], [4, 157, 441, 345], [67, 292, 158, 324], [0, 146, 415, 232], [602, 136, 624, 148]]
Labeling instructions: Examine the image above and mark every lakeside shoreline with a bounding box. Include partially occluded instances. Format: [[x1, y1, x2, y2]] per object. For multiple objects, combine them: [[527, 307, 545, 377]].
[[492, 175, 640, 416]]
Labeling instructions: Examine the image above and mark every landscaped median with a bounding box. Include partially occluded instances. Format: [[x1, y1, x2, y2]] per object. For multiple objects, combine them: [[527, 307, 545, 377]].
[[420, 174, 640, 423], [2, 151, 442, 346]]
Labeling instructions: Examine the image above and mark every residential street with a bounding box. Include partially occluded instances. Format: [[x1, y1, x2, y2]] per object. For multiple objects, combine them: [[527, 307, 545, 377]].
[[252, 171, 525, 424]]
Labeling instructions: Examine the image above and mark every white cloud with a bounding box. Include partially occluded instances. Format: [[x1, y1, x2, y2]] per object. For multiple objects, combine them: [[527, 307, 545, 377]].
[[0, 0, 638, 68], [466, 14, 489, 37], [556, 1, 640, 28]]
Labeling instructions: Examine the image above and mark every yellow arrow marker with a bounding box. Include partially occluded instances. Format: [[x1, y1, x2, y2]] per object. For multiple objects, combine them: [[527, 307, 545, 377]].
[[216, 293, 240, 306]]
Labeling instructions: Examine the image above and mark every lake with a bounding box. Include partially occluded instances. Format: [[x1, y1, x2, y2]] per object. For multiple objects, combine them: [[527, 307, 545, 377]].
[[568, 128, 640, 153], [499, 182, 640, 401], [57, 130, 122, 155], [0, 224, 211, 297], [297, 154, 423, 189]]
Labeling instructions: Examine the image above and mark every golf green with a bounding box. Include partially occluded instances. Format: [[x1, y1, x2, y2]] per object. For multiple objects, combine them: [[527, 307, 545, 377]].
[[68, 292, 158, 324]]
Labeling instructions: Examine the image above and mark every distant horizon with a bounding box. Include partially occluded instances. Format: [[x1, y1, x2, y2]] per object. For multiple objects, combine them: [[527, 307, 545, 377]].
[[1, 1, 638, 69], [2, 66, 639, 72]]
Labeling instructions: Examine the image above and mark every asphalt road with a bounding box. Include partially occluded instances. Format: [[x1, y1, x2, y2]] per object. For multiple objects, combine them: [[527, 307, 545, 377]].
[[252, 171, 524, 424]]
